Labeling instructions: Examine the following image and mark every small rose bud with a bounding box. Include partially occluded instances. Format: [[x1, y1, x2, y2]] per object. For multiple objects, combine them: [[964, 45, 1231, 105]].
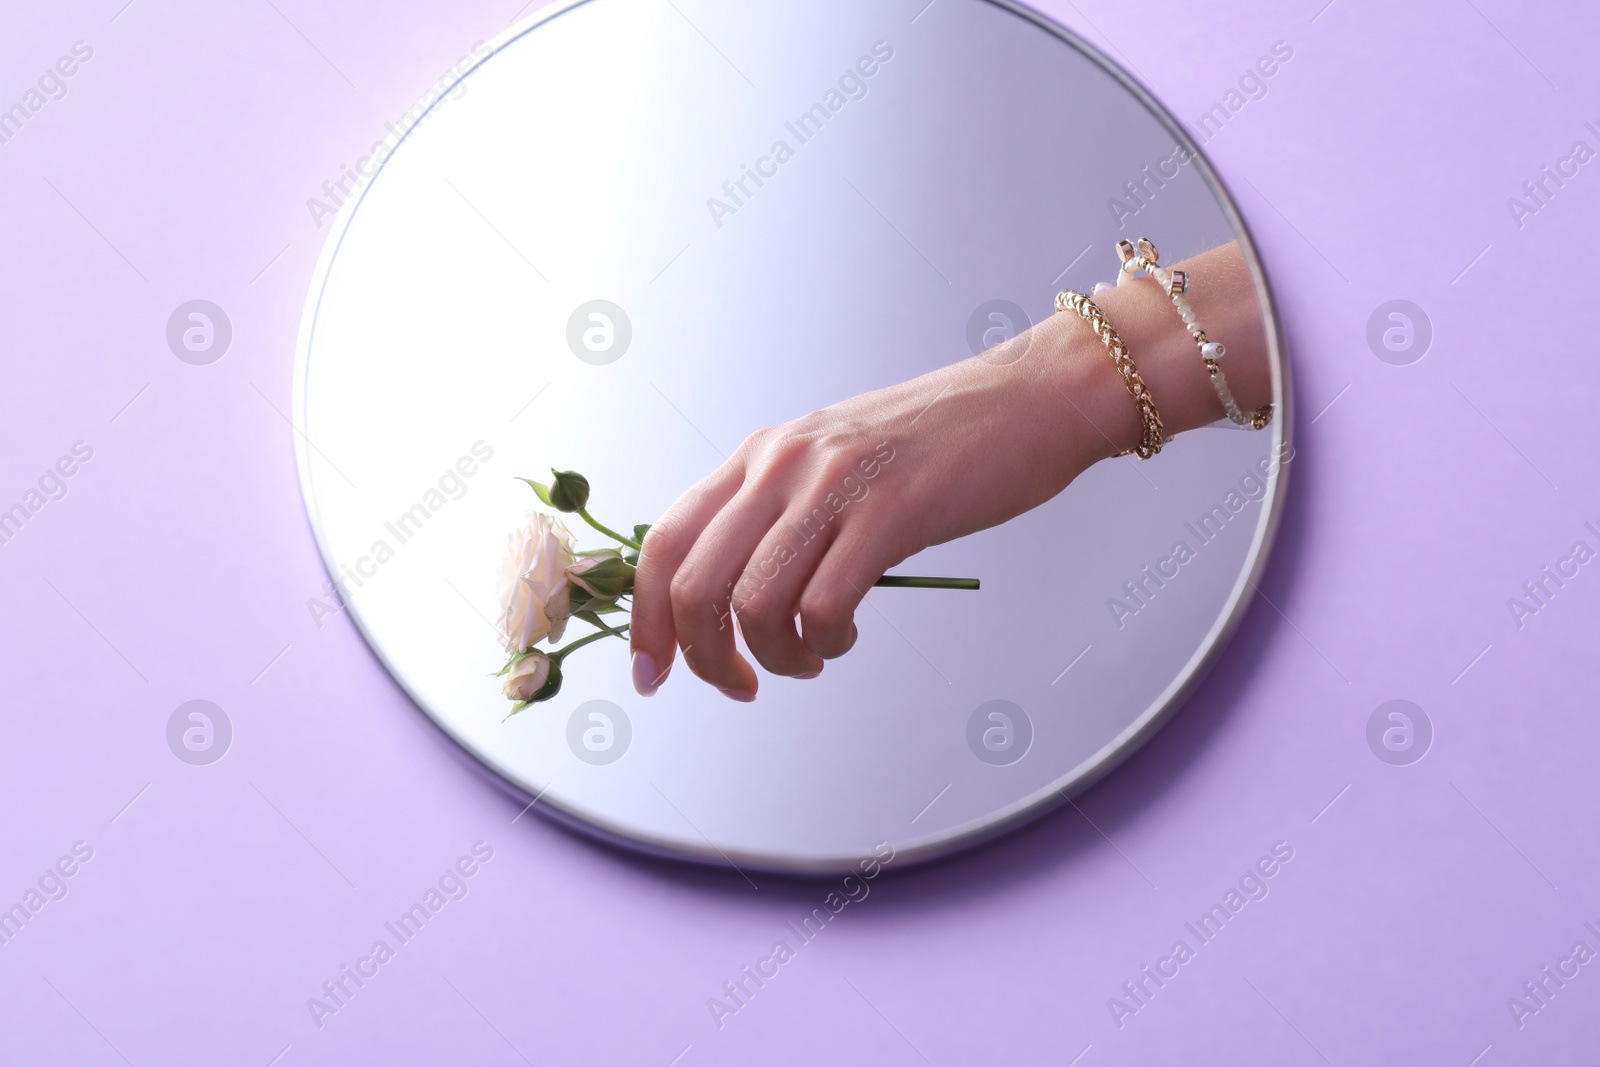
[[515, 470, 590, 514], [503, 651, 562, 704], [548, 469, 590, 512], [568, 553, 635, 600]]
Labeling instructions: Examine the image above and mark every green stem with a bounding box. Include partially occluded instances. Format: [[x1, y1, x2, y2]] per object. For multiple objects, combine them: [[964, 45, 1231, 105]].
[[553, 624, 630, 659], [577, 508, 642, 550], [873, 575, 980, 590]]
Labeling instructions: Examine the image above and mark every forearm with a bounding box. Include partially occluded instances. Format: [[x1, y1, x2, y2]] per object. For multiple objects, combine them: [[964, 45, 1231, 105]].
[[627, 239, 1274, 697], [817, 241, 1272, 549]]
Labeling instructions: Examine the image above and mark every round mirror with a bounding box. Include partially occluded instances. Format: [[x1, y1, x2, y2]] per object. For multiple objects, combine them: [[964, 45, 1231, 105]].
[[294, 0, 1290, 874]]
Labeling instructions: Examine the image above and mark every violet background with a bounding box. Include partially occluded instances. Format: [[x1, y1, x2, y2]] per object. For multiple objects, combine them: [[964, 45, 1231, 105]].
[[1, 0, 1595, 1063]]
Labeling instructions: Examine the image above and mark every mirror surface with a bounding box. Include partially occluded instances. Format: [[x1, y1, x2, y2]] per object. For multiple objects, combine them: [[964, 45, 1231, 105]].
[[295, 0, 1290, 873]]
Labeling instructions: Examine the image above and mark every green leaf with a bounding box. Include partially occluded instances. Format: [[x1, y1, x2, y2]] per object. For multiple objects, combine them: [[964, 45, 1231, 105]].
[[515, 476, 555, 509], [574, 609, 628, 636]]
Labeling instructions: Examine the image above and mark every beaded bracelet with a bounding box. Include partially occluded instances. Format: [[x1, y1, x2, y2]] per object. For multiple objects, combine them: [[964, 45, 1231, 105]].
[[1113, 237, 1273, 431], [1055, 289, 1167, 459]]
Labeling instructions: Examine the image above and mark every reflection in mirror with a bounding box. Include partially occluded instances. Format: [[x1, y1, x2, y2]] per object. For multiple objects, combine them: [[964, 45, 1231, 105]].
[[296, 0, 1288, 873]]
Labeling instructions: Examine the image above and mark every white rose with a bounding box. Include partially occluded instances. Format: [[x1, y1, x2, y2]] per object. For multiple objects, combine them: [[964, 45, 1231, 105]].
[[497, 511, 577, 653], [502, 651, 554, 702]]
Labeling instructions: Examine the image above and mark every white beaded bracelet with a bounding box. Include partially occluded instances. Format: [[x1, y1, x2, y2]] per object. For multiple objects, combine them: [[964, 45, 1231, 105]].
[[1109, 238, 1272, 431]]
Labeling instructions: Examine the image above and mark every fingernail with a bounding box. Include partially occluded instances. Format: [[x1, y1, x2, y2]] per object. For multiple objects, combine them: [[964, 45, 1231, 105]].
[[797, 670, 821, 680], [632, 651, 662, 696], [718, 687, 756, 703]]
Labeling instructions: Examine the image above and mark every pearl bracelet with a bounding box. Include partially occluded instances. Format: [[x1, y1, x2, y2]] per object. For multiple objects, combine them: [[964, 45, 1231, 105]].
[[1107, 238, 1273, 431]]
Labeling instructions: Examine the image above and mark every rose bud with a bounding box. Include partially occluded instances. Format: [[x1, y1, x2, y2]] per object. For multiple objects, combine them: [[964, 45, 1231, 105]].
[[548, 470, 590, 512], [568, 553, 636, 601], [503, 651, 562, 704], [516, 470, 591, 513]]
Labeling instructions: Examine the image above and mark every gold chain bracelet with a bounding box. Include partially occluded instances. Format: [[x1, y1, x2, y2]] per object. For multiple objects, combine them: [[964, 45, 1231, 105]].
[[1055, 289, 1167, 459]]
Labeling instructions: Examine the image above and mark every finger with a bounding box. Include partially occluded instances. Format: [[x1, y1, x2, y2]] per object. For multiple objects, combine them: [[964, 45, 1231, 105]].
[[670, 488, 785, 700], [732, 504, 835, 678], [630, 464, 742, 696], [799, 525, 904, 660]]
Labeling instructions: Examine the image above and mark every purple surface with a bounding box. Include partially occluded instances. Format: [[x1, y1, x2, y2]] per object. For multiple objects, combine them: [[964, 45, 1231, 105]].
[[1, 0, 1595, 1063]]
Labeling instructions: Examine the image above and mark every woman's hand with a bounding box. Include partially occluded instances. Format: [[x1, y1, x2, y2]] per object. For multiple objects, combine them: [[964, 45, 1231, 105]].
[[628, 240, 1270, 700]]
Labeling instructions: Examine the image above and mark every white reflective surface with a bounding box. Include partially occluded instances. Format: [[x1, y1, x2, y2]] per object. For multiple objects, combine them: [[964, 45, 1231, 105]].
[[295, 0, 1290, 873]]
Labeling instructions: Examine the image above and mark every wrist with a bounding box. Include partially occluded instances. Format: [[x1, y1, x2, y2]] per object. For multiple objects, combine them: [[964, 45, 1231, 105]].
[[1091, 275, 1224, 442], [1019, 309, 1145, 465], [1035, 242, 1272, 459]]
